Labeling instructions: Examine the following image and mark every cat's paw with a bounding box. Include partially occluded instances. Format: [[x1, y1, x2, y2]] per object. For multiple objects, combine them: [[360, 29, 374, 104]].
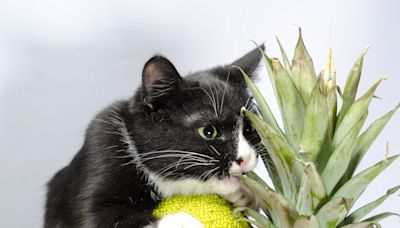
[[157, 212, 204, 228], [223, 183, 260, 210]]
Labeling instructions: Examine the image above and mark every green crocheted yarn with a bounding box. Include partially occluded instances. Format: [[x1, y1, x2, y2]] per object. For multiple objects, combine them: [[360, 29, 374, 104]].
[[153, 194, 250, 228]]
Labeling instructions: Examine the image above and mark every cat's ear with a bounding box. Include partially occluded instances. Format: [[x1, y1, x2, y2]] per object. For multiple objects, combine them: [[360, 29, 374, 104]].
[[231, 44, 265, 77], [142, 55, 183, 108], [212, 44, 264, 86]]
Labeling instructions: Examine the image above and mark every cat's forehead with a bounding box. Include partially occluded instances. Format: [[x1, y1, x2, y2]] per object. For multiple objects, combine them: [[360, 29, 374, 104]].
[[178, 72, 248, 125]]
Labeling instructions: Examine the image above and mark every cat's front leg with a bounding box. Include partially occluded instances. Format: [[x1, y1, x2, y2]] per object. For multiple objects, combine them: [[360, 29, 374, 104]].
[[223, 182, 260, 210], [145, 212, 204, 228]]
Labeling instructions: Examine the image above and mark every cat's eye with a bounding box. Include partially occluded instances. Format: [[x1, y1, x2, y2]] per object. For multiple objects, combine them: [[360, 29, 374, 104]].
[[243, 117, 254, 136], [198, 125, 218, 140]]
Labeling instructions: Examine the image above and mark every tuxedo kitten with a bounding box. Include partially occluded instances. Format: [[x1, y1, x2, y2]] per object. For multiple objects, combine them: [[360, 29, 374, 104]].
[[45, 46, 264, 228]]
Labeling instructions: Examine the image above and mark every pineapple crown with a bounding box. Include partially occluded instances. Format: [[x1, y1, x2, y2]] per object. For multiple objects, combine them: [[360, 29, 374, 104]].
[[236, 29, 399, 228]]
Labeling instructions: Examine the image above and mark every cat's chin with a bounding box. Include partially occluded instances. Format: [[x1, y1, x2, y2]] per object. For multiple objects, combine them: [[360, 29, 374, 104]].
[[148, 173, 242, 197]]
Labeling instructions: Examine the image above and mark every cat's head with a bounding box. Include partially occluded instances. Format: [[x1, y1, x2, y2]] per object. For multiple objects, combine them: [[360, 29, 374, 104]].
[[131, 46, 264, 196]]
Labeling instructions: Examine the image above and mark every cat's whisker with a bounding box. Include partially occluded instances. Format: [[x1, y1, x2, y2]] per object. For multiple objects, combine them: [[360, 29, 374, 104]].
[[121, 160, 135, 166], [183, 162, 214, 170], [149, 91, 170, 99], [259, 151, 270, 157], [139, 155, 205, 164], [139, 149, 215, 160], [219, 70, 231, 116], [151, 157, 218, 178], [206, 82, 219, 119], [247, 101, 261, 116], [199, 169, 211, 181], [140, 151, 218, 174], [256, 150, 267, 155], [149, 80, 175, 88], [205, 167, 218, 179], [155, 161, 208, 178], [94, 118, 114, 125], [152, 158, 203, 176], [207, 167, 220, 180], [213, 168, 222, 179], [103, 130, 124, 136], [244, 96, 252, 110], [176, 157, 201, 169], [245, 98, 255, 110], [152, 86, 174, 93], [254, 143, 264, 149], [199, 166, 219, 181], [212, 83, 221, 117], [153, 163, 179, 178], [175, 153, 213, 168], [104, 145, 119, 149], [190, 86, 219, 118], [208, 145, 221, 156], [113, 154, 134, 159], [208, 167, 221, 181], [108, 108, 123, 120], [255, 149, 267, 154], [141, 154, 208, 163], [254, 143, 265, 148]]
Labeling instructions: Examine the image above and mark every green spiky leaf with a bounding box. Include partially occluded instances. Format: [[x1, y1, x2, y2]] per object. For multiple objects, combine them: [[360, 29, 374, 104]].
[[296, 161, 327, 215], [322, 49, 337, 141], [236, 66, 284, 137], [321, 78, 385, 193], [343, 185, 400, 224], [340, 222, 375, 228], [276, 36, 292, 73], [299, 76, 330, 161], [333, 155, 399, 208], [316, 197, 350, 228], [321, 115, 366, 194], [341, 103, 399, 183], [293, 215, 320, 228], [240, 175, 298, 227], [336, 47, 369, 127], [291, 29, 317, 105], [270, 58, 305, 150], [333, 77, 385, 153], [234, 32, 398, 228], [363, 212, 400, 223], [233, 207, 275, 228], [243, 110, 299, 204]]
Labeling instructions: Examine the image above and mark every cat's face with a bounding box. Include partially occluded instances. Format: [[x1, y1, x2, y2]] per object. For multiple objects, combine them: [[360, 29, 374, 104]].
[[131, 47, 264, 196]]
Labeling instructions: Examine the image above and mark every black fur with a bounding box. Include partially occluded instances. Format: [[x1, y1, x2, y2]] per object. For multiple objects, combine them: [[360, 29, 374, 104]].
[[45, 46, 264, 228]]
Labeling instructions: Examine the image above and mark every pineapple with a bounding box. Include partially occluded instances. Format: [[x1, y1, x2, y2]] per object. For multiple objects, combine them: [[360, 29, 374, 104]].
[[235, 30, 399, 228]]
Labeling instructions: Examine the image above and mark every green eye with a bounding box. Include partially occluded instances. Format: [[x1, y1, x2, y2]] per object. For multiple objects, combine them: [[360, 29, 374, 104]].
[[198, 125, 218, 140]]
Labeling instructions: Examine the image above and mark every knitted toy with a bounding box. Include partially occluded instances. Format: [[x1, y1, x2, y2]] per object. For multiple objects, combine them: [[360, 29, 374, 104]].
[[153, 194, 250, 228]]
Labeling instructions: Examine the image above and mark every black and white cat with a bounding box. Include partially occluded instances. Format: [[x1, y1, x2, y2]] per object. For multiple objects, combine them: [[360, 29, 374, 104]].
[[45, 45, 264, 228]]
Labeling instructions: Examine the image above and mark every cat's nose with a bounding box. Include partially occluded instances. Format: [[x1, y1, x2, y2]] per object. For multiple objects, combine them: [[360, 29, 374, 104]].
[[235, 155, 250, 169], [229, 154, 255, 175], [234, 157, 244, 165]]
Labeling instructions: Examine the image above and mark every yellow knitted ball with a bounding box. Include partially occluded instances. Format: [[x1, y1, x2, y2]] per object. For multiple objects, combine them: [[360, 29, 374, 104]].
[[153, 194, 249, 228]]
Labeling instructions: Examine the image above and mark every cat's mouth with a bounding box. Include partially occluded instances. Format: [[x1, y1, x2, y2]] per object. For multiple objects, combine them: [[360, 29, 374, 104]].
[[227, 171, 249, 181], [229, 171, 248, 176]]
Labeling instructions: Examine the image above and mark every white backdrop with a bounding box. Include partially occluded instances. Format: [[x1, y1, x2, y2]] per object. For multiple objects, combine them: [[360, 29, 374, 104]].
[[1, 0, 399, 227]]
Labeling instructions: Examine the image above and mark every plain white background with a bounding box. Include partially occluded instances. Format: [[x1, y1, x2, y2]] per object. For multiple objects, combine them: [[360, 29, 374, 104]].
[[1, 0, 399, 227]]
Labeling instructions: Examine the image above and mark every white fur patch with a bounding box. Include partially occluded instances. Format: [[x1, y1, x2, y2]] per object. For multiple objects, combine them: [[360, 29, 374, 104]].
[[157, 212, 204, 228], [148, 174, 241, 197], [229, 127, 258, 174]]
